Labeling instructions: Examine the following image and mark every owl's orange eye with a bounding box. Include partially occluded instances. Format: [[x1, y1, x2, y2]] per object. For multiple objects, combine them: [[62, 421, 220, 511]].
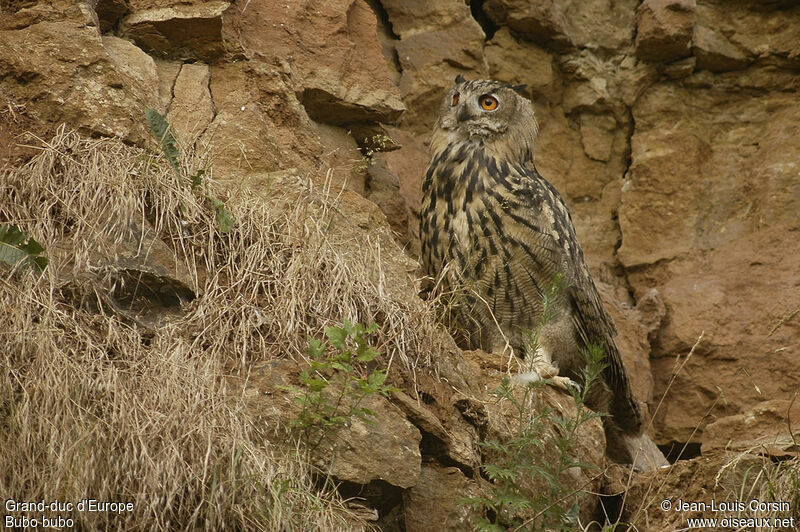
[[451, 93, 459, 106], [480, 95, 498, 110]]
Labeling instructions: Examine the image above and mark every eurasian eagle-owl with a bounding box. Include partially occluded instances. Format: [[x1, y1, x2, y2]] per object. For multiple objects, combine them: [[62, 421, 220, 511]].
[[419, 76, 666, 469]]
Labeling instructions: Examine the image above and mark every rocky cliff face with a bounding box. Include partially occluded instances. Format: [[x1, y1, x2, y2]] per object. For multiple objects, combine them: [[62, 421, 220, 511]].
[[2, 0, 799, 529]]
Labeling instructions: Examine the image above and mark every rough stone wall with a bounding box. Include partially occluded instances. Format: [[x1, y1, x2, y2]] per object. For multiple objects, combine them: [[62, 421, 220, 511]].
[[372, 0, 800, 449], [2, 0, 799, 525]]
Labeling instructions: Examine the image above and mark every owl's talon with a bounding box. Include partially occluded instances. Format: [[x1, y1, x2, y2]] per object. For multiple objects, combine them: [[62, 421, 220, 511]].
[[547, 375, 581, 394], [565, 378, 582, 394], [511, 372, 579, 394]]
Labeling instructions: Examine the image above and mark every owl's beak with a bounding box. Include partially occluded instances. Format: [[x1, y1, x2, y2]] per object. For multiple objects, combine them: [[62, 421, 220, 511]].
[[456, 104, 473, 123]]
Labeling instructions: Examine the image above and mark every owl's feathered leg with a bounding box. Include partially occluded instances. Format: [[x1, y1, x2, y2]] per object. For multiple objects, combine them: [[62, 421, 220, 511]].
[[512, 345, 580, 392]]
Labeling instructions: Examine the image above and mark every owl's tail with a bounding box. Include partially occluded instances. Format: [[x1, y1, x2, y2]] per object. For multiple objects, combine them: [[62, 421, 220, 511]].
[[609, 375, 644, 434], [604, 342, 644, 435], [604, 344, 669, 471], [624, 432, 670, 471]]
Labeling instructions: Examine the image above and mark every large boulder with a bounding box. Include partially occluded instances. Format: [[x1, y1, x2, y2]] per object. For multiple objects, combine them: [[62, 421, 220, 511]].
[[483, 0, 638, 52], [0, 17, 154, 144], [227, 0, 404, 126], [119, 1, 231, 62], [635, 0, 695, 63]]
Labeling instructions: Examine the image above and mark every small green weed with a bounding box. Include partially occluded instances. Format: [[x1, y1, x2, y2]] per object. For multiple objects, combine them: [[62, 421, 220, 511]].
[[287, 321, 399, 450], [756, 456, 800, 524]]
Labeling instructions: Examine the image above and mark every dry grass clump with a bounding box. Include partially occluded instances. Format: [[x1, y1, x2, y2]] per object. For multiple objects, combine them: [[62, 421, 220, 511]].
[[725, 453, 800, 525], [1, 274, 352, 530], [762, 457, 800, 523], [0, 127, 445, 529]]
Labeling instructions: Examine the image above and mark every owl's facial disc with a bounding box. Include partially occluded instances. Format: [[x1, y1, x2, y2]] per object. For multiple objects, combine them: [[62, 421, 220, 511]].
[[433, 78, 538, 163], [436, 78, 530, 141]]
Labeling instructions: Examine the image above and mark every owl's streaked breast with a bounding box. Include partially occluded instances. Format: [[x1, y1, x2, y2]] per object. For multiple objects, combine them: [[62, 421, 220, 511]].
[[422, 141, 493, 272], [420, 138, 555, 352]]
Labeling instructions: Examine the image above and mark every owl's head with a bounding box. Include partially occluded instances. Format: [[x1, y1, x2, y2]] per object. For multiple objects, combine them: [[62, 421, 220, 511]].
[[433, 75, 539, 162]]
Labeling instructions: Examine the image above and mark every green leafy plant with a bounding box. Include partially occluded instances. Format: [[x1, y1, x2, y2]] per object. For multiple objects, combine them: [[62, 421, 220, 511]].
[[145, 108, 181, 174], [463, 274, 607, 531], [0, 224, 48, 273], [144, 108, 234, 233], [288, 321, 399, 450]]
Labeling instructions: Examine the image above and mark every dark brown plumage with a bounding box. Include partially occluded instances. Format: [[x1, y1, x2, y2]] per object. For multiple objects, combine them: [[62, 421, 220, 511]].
[[420, 76, 666, 468]]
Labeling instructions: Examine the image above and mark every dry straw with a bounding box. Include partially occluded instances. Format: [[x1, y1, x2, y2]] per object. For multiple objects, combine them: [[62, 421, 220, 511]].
[[0, 126, 445, 529]]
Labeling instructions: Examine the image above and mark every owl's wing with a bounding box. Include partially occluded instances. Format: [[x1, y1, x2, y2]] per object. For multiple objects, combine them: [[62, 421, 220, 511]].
[[521, 166, 642, 433], [569, 273, 642, 432], [561, 221, 645, 434]]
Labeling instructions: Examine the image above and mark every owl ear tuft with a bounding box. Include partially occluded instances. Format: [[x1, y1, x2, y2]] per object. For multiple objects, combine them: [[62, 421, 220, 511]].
[[511, 84, 528, 94], [455, 74, 466, 84]]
